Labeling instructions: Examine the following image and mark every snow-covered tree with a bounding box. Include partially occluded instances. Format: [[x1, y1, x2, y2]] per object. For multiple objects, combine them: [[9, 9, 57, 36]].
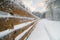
[[46, 0, 60, 21]]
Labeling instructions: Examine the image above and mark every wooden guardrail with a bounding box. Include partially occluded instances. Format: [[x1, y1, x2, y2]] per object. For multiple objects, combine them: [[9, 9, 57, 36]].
[[19, 20, 37, 40], [0, 0, 38, 40], [0, 19, 37, 40], [0, 17, 34, 32]]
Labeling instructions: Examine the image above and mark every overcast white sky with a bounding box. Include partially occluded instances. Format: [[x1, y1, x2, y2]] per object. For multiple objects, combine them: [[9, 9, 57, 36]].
[[22, 0, 48, 13]]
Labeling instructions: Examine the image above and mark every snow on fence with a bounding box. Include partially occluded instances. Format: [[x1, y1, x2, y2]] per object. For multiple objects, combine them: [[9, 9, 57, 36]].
[[0, 19, 38, 40]]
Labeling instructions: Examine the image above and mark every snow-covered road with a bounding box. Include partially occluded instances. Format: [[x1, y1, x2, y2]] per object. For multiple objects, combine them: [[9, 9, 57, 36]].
[[27, 19, 60, 40]]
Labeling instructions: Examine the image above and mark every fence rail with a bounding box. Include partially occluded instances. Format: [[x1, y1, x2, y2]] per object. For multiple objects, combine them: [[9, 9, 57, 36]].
[[0, 19, 38, 40]]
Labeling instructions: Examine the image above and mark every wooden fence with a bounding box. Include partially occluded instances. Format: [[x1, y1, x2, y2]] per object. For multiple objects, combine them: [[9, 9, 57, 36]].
[[0, 18, 38, 40], [0, 0, 38, 40]]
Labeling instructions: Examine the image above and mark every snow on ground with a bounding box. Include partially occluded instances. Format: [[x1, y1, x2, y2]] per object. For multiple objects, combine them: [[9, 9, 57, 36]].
[[0, 20, 35, 38], [27, 19, 60, 40]]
